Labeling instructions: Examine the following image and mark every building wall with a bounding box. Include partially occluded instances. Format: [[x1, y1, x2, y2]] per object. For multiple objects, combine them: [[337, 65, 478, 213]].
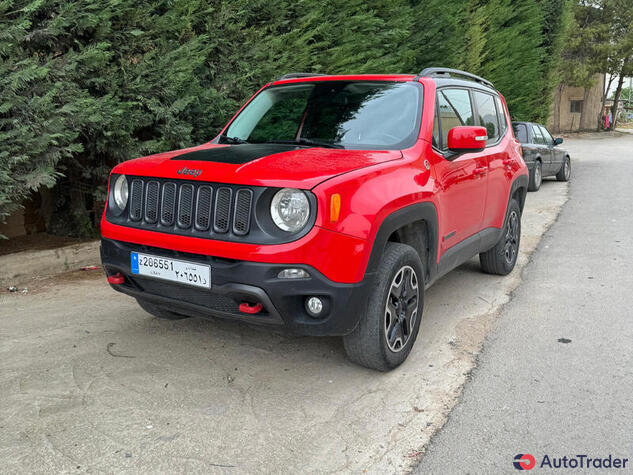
[[0, 196, 46, 238], [548, 74, 604, 133]]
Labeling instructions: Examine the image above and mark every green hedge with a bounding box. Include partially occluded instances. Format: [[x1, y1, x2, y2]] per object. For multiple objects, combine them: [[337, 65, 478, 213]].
[[0, 0, 571, 236]]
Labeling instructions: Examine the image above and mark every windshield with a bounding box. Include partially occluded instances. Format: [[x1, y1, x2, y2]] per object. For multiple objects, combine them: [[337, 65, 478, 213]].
[[222, 81, 422, 150]]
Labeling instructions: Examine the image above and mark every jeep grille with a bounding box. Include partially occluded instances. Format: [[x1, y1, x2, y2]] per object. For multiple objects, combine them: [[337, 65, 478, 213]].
[[106, 176, 316, 245], [112, 176, 253, 240]]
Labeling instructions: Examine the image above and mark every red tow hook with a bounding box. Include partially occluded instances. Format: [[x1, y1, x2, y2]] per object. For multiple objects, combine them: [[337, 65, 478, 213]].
[[239, 302, 263, 314], [107, 273, 125, 285]]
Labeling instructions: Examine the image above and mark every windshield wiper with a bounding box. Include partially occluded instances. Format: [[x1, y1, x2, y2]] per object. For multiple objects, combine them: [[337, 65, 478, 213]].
[[220, 135, 249, 145], [259, 139, 344, 149]]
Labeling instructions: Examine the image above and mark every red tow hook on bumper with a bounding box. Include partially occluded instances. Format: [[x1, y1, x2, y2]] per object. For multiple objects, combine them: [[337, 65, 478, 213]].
[[239, 302, 263, 314], [107, 273, 125, 285]]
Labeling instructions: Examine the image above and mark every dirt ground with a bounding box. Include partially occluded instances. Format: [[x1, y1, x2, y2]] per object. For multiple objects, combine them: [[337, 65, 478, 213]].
[[0, 234, 91, 257], [0, 157, 570, 473]]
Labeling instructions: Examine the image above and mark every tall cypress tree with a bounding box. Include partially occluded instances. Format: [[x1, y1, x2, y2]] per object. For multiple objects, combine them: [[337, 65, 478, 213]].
[[410, 0, 469, 71], [470, 0, 545, 120], [537, 0, 574, 122]]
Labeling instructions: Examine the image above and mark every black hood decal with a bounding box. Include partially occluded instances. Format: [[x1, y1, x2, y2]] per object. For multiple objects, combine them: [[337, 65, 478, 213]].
[[170, 143, 301, 164]]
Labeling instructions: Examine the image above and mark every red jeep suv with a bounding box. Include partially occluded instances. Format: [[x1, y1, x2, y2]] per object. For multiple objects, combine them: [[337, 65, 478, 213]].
[[101, 68, 528, 371]]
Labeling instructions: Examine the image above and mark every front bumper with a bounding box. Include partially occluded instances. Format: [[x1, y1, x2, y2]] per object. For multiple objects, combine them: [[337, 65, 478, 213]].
[[100, 218, 370, 283], [100, 238, 373, 336]]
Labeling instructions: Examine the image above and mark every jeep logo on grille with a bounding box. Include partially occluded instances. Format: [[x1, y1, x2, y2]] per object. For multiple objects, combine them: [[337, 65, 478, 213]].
[[177, 166, 202, 177]]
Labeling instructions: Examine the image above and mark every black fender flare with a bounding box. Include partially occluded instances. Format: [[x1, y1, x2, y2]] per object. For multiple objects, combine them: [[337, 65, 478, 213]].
[[364, 201, 439, 285]]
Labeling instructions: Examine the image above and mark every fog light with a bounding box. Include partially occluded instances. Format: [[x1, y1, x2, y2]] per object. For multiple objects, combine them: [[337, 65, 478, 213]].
[[278, 268, 310, 279], [306, 297, 324, 316]]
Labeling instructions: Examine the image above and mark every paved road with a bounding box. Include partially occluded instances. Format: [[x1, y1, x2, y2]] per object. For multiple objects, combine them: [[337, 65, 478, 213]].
[[415, 132, 633, 473]]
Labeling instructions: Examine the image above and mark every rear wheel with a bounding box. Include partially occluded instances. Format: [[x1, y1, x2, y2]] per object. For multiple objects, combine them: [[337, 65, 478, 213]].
[[136, 298, 190, 320], [479, 199, 521, 275], [528, 160, 542, 191], [556, 156, 571, 182], [343, 243, 423, 371]]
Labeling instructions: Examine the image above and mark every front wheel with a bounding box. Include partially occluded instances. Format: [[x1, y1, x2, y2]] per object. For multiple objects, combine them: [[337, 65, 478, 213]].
[[479, 199, 521, 275], [343, 243, 424, 371], [556, 156, 571, 182]]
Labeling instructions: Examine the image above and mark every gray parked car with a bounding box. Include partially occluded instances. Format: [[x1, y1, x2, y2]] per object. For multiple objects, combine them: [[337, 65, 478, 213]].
[[512, 122, 571, 191]]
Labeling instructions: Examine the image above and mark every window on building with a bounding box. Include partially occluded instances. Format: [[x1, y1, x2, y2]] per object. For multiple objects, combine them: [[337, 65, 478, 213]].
[[570, 100, 583, 114]]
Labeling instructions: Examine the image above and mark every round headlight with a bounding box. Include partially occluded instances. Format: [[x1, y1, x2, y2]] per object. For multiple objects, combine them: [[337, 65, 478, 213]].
[[112, 175, 129, 210], [270, 188, 310, 232]]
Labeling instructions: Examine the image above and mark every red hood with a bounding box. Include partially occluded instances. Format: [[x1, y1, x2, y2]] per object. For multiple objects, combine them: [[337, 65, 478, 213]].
[[112, 143, 403, 189]]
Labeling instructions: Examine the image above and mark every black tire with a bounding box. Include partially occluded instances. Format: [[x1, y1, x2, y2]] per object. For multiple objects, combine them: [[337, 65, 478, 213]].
[[479, 199, 521, 275], [136, 298, 190, 320], [528, 160, 542, 191], [343, 243, 424, 371], [556, 156, 571, 182]]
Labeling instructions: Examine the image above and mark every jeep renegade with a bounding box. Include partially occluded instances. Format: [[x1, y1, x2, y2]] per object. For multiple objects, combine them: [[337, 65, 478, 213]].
[[100, 68, 528, 371]]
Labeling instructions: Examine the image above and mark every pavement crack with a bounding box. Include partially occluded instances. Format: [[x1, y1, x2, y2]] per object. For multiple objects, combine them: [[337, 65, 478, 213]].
[[106, 342, 136, 358]]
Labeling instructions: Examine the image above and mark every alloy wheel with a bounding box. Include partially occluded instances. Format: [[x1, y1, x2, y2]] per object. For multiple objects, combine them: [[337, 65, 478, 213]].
[[384, 265, 419, 353], [503, 210, 519, 266]]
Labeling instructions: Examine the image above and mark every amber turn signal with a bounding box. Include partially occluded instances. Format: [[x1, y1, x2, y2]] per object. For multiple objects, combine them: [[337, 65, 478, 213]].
[[330, 193, 341, 222]]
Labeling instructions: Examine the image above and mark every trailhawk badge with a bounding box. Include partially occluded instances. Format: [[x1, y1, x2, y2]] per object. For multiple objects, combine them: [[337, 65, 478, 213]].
[[177, 166, 202, 177]]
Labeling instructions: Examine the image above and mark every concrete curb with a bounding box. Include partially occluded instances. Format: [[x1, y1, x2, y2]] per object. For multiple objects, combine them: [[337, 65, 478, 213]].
[[0, 240, 100, 285]]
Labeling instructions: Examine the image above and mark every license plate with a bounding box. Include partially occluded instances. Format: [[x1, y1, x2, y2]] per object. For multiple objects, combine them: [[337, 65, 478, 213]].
[[130, 252, 211, 289]]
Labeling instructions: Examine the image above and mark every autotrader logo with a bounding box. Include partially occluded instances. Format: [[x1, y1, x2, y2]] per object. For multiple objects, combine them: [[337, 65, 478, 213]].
[[512, 453, 629, 470], [514, 454, 536, 470]]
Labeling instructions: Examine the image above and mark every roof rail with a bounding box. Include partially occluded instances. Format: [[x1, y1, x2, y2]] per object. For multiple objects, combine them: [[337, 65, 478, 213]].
[[276, 72, 327, 81], [417, 67, 494, 89]]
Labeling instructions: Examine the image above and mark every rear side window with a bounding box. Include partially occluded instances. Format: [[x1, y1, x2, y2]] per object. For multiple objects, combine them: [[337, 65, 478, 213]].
[[531, 124, 544, 144], [435, 88, 474, 150], [473, 91, 500, 144], [513, 123, 528, 143]]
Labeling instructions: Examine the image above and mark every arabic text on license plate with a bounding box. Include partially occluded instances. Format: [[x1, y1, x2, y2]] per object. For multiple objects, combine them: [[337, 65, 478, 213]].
[[130, 252, 210, 288]]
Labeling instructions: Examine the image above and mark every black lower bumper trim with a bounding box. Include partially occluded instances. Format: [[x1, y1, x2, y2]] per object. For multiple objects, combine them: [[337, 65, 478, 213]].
[[116, 281, 285, 326], [100, 238, 372, 336]]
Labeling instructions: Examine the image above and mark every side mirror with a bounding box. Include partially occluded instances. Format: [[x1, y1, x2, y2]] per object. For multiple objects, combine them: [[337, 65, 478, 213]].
[[447, 126, 488, 155], [553, 137, 563, 146]]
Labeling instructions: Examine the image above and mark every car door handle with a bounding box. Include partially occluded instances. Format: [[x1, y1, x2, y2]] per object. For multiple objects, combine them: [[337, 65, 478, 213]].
[[502, 159, 513, 165], [473, 167, 488, 176]]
